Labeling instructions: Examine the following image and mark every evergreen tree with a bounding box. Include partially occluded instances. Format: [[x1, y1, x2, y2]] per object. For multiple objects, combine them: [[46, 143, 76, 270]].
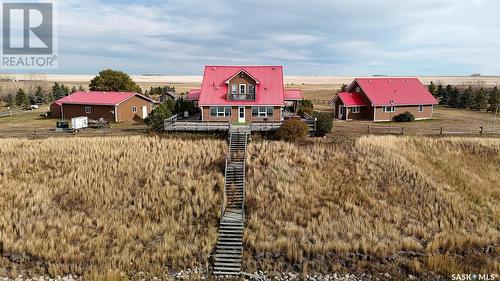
[[15, 88, 29, 107], [70, 86, 77, 94], [472, 88, 488, 111], [437, 84, 447, 105], [487, 86, 498, 112], [458, 86, 473, 109], [28, 94, 36, 105], [340, 84, 348, 92], [61, 84, 70, 96], [52, 83, 64, 100], [428, 81, 437, 97], [34, 85, 46, 104], [446, 85, 459, 108], [5, 93, 14, 107], [78, 85, 85, 91]]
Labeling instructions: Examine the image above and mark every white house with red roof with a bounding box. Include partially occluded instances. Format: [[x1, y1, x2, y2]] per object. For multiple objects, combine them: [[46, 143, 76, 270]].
[[332, 78, 438, 121], [50, 91, 156, 122], [187, 66, 303, 123]]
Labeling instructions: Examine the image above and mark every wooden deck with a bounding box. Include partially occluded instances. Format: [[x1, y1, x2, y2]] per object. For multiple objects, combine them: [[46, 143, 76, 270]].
[[164, 119, 316, 132]]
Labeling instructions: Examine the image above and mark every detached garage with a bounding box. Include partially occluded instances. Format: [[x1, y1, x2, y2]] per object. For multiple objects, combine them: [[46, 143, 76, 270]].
[[51, 91, 156, 122]]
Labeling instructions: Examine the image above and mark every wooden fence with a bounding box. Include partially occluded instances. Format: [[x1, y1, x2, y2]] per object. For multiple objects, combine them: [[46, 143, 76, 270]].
[[366, 125, 500, 136], [309, 99, 331, 105]]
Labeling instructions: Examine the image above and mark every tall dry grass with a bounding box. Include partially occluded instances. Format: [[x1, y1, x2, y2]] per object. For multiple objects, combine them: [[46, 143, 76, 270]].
[[244, 136, 500, 277], [0, 136, 226, 278], [1, 135, 498, 279]]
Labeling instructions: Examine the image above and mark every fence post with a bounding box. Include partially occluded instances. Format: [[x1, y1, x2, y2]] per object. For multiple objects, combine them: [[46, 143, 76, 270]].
[[401, 127, 404, 135], [367, 126, 370, 133], [440, 126, 443, 135], [480, 126, 483, 135]]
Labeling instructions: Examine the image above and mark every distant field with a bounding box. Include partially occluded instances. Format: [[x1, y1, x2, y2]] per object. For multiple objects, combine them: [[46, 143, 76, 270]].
[[0, 136, 498, 280], [1, 74, 499, 100]]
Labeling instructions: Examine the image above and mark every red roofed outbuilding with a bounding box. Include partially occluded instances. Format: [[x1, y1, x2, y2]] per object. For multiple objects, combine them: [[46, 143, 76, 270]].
[[188, 66, 302, 123], [332, 78, 438, 121], [50, 91, 156, 122]]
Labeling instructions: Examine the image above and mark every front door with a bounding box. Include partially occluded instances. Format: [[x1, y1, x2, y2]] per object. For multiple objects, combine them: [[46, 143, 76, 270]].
[[142, 106, 148, 118], [238, 107, 245, 123], [338, 105, 344, 119]]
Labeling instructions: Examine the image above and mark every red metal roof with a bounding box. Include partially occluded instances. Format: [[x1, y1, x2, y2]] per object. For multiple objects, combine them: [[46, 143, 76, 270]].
[[187, 89, 201, 101], [197, 66, 285, 106], [336, 92, 369, 106], [56, 91, 153, 106], [284, 89, 303, 100], [353, 78, 438, 106]]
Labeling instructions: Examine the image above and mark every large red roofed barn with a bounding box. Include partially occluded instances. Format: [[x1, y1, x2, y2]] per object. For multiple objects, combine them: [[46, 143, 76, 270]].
[[332, 78, 438, 121], [187, 66, 302, 123], [50, 91, 156, 122]]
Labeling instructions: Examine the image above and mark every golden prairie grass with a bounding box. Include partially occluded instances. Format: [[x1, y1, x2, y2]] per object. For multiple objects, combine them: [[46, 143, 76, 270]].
[[0, 136, 226, 278], [0, 135, 499, 279], [244, 136, 500, 276]]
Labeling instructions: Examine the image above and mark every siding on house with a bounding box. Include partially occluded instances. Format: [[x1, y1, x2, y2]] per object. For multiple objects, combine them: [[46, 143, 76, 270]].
[[62, 104, 115, 121], [202, 106, 281, 122], [50, 103, 61, 118], [373, 105, 433, 121], [116, 95, 152, 121]]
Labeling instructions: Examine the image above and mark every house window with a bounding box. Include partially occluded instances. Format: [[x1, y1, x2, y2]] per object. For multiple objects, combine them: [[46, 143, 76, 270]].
[[352, 106, 360, 113], [132, 106, 137, 113], [239, 84, 246, 94], [85, 106, 91, 114], [248, 84, 255, 94], [418, 105, 424, 112], [210, 106, 231, 117], [383, 106, 395, 113], [231, 84, 237, 94], [252, 106, 273, 117]]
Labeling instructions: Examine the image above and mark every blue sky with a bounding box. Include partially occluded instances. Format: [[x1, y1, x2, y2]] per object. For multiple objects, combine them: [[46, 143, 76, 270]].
[[30, 0, 500, 75]]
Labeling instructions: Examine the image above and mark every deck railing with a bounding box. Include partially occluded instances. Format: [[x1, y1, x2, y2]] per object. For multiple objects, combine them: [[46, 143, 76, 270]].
[[164, 119, 317, 133], [228, 93, 255, 100]]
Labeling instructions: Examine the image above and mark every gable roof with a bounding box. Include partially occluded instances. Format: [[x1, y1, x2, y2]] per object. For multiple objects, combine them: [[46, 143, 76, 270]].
[[336, 92, 369, 106], [56, 91, 155, 106], [224, 69, 260, 84], [187, 89, 201, 101], [284, 89, 303, 101], [350, 78, 438, 106], [197, 66, 285, 106]]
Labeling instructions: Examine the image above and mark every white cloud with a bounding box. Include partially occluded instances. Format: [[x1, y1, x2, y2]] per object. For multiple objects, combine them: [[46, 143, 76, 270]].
[[41, 0, 500, 75]]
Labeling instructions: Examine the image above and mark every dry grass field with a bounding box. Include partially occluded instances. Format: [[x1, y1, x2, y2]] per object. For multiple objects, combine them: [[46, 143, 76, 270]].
[[0, 136, 499, 280]]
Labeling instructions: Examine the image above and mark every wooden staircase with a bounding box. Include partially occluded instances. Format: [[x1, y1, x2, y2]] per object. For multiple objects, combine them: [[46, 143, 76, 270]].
[[213, 127, 249, 276]]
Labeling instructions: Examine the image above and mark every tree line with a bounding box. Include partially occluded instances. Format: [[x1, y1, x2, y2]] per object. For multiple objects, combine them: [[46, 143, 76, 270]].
[[2, 83, 84, 109], [428, 81, 498, 112]]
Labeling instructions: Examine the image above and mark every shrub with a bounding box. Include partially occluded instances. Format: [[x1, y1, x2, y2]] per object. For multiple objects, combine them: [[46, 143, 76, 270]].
[[144, 102, 172, 131], [393, 111, 415, 122], [276, 119, 309, 142], [298, 99, 314, 117], [312, 111, 333, 136]]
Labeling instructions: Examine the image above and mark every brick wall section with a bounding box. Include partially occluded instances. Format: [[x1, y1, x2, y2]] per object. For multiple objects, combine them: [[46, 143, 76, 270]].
[[374, 105, 433, 121], [116, 96, 152, 122], [202, 106, 281, 122], [62, 104, 115, 121]]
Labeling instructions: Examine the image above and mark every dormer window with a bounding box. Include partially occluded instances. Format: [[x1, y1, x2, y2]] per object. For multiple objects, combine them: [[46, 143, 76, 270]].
[[248, 84, 255, 94], [239, 84, 246, 94], [231, 84, 237, 94]]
